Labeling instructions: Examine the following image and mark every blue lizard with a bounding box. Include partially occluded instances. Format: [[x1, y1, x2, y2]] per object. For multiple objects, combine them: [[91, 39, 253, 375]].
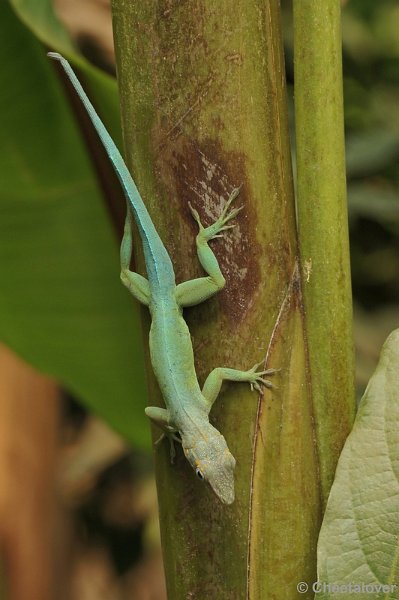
[[48, 53, 276, 504]]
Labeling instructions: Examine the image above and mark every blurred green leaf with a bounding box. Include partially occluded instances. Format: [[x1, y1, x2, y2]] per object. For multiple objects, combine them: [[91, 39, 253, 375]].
[[342, 12, 379, 63], [348, 182, 399, 226], [374, 5, 399, 58], [317, 329, 399, 599], [346, 129, 399, 179], [0, 1, 149, 449], [11, 0, 75, 54], [9, 0, 122, 145], [354, 303, 399, 391]]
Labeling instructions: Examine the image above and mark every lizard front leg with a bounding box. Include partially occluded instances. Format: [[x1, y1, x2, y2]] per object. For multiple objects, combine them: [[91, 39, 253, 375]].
[[145, 406, 181, 463], [201, 362, 278, 413], [120, 209, 151, 305], [175, 188, 243, 307]]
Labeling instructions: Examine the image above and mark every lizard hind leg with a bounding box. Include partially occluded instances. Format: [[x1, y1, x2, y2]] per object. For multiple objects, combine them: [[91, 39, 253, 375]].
[[145, 406, 181, 463], [201, 363, 278, 412], [120, 210, 151, 305]]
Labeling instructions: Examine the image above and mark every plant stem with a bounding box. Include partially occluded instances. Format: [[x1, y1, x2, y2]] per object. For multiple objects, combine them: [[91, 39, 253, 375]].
[[293, 0, 356, 503]]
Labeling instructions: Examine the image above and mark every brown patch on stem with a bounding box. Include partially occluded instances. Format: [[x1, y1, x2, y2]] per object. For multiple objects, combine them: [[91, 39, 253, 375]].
[[154, 136, 262, 325]]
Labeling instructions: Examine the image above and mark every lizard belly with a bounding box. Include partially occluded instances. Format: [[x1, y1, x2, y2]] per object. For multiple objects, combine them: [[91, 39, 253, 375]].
[[148, 303, 201, 415]]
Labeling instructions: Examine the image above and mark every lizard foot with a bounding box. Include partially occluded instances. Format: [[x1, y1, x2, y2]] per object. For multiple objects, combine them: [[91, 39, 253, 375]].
[[247, 362, 280, 393], [155, 431, 182, 464], [189, 186, 244, 243]]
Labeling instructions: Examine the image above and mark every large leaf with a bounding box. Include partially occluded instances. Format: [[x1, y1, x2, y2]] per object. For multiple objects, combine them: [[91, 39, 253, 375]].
[[0, 1, 149, 449], [11, 0, 75, 55], [317, 329, 399, 599], [9, 0, 122, 146]]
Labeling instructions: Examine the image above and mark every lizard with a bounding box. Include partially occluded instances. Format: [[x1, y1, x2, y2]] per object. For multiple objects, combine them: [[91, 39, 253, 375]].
[[48, 52, 276, 504]]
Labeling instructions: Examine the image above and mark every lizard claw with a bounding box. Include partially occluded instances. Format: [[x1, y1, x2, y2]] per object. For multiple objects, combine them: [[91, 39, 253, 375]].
[[218, 224, 236, 232], [188, 201, 204, 229], [257, 377, 274, 389], [221, 186, 242, 216], [258, 368, 281, 376], [221, 205, 244, 224]]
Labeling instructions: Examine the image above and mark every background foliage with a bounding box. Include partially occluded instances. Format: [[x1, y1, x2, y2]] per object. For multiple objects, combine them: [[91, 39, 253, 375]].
[[284, 0, 399, 392], [0, 0, 149, 449]]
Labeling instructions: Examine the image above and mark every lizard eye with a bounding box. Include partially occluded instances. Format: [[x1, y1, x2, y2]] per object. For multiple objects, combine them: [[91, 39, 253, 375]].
[[196, 468, 204, 480]]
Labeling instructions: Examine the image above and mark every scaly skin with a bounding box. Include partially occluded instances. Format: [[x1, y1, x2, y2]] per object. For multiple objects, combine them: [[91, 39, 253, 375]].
[[49, 53, 276, 504]]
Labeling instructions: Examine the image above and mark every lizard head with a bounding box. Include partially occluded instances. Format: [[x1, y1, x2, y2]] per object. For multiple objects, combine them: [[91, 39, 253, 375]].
[[182, 426, 236, 504]]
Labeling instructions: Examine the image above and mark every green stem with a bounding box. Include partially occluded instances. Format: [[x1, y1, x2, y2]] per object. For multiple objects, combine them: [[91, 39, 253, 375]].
[[293, 0, 356, 503]]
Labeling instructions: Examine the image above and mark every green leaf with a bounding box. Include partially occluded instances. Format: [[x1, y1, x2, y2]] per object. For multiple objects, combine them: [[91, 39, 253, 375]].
[[346, 130, 399, 179], [10, 0, 75, 55], [0, 1, 149, 449], [348, 183, 399, 228], [317, 329, 399, 599], [9, 0, 122, 145]]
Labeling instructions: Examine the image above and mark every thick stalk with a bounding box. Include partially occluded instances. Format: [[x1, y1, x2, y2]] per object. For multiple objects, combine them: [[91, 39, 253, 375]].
[[293, 0, 356, 503]]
